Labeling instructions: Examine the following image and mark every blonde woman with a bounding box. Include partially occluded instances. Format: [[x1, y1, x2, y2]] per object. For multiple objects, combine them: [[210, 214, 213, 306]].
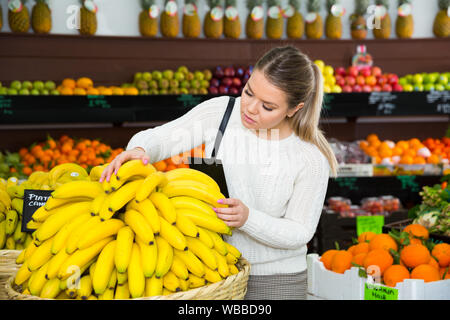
[[100, 46, 337, 300]]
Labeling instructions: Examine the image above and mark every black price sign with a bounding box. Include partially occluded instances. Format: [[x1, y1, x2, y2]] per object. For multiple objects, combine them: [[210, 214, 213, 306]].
[[177, 95, 203, 108], [22, 189, 53, 232], [87, 95, 111, 109], [0, 96, 13, 115], [369, 92, 398, 115]]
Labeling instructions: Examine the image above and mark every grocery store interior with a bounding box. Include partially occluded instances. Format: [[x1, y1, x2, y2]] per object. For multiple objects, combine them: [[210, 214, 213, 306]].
[[0, 0, 449, 301]]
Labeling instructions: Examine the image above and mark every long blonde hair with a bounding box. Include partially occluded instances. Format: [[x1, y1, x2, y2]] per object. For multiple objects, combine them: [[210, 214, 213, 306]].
[[255, 46, 338, 177]]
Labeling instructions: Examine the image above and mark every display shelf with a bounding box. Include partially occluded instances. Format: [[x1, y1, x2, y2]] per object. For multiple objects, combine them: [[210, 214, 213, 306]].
[[1, 91, 449, 124]]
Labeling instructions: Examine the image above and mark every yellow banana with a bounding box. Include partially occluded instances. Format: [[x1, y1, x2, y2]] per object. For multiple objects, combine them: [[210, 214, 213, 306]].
[[5, 237, 14, 249], [135, 171, 168, 203], [226, 252, 238, 265], [98, 193, 114, 220], [161, 179, 227, 208], [165, 168, 221, 192], [174, 210, 199, 238], [24, 240, 39, 260], [205, 229, 228, 256], [65, 286, 77, 299], [16, 249, 26, 264], [0, 189, 12, 209], [15, 261, 33, 285], [44, 196, 90, 211], [179, 277, 189, 291], [197, 227, 214, 249], [24, 233, 33, 247], [224, 242, 241, 259], [115, 226, 135, 274], [128, 199, 161, 235], [203, 265, 222, 283], [46, 248, 70, 280], [65, 216, 102, 254], [186, 237, 217, 271], [124, 209, 155, 245], [115, 282, 130, 299], [58, 237, 113, 280], [13, 183, 26, 199], [107, 179, 144, 215], [16, 242, 25, 250], [113, 160, 156, 189], [93, 240, 117, 295], [149, 192, 177, 225], [77, 275, 93, 299], [11, 198, 23, 214], [29, 261, 50, 296], [108, 267, 117, 289], [13, 218, 27, 243], [99, 287, 115, 300], [189, 273, 207, 289], [212, 249, 229, 278], [5, 209, 18, 235], [51, 181, 103, 200], [89, 164, 109, 182], [26, 220, 42, 230], [77, 219, 124, 250], [0, 220, 6, 248], [49, 163, 88, 186], [137, 236, 157, 278], [55, 290, 70, 300], [90, 193, 107, 216], [27, 237, 54, 271], [163, 270, 181, 292], [154, 236, 173, 279], [228, 264, 239, 275], [146, 274, 163, 297], [171, 255, 189, 281], [31, 205, 52, 223], [89, 261, 97, 279], [174, 249, 205, 278], [176, 208, 231, 235], [117, 269, 128, 285], [35, 201, 92, 242], [51, 212, 92, 254], [159, 215, 187, 251], [128, 243, 145, 298], [40, 278, 61, 299]]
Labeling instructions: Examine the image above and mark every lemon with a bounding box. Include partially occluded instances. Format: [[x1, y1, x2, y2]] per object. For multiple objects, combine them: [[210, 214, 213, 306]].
[[314, 60, 325, 73], [323, 66, 334, 77], [324, 85, 332, 93], [325, 75, 336, 86], [331, 85, 342, 93]]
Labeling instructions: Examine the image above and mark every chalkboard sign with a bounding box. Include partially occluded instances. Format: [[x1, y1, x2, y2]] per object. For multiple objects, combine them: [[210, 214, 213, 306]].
[[87, 95, 111, 109], [22, 189, 53, 232], [427, 91, 450, 114], [0, 96, 13, 116], [176, 95, 203, 108], [369, 92, 398, 115]]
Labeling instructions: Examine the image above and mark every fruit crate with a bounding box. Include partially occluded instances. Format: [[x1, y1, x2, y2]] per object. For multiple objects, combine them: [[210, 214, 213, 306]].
[[382, 219, 450, 244], [307, 254, 450, 300], [0, 250, 22, 300]]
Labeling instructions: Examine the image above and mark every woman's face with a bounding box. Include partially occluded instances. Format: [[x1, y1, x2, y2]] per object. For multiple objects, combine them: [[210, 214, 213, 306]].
[[240, 69, 300, 132]]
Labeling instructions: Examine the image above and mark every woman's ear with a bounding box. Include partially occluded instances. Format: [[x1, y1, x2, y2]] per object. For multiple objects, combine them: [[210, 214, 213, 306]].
[[287, 102, 304, 118]]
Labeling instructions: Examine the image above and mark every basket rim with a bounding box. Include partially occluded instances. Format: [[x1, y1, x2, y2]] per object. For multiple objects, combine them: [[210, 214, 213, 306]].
[[5, 257, 251, 300]]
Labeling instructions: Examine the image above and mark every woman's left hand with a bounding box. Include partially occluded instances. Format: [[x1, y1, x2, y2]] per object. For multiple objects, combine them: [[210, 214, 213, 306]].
[[214, 198, 249, 228]]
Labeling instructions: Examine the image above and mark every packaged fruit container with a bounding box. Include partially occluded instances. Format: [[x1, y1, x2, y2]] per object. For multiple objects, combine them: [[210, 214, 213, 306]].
[[327, 197, 351, 214], [361, 197, 385, 215], [307, 254, 450, 300], [380, 195, 402, 213]]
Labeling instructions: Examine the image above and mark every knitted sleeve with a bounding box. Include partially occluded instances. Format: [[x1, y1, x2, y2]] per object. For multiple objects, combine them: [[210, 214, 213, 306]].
[[239, 147, 330, 250], [126, 96, 229, 164]]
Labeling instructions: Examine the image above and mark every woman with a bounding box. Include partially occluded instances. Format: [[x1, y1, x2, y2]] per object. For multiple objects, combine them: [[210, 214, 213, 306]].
[[100, 46, 338, 300]]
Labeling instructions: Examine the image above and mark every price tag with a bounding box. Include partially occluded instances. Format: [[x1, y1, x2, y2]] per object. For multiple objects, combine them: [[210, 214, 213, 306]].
[[225, 6, 239, 20], [165, 0, 178, 16], [356, 215, 384, 236], [0, 96, 13, 115], [267, 6, 281, 19], [251, 6, 264, 21], [22, 189, 53, 232], [364, 283, 398, 300], [149, 4, 160, 19], [87, 95, 111, 109], [184, 3, 197, 16], [210, 6, 224, 21], [281, 4, 295, 18]]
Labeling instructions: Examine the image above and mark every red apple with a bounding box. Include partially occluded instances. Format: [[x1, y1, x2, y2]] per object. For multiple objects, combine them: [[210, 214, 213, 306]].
[[214, 66, 224, 79], [229, 87, 240, 95], [366, 75, 377, 86], [224, 67, 236, 78], [382, 84, 393, 92], [353, 85, 363, 93], [392, 84, 403, 92], [356, 76, 366, 86], [373, 85, 382, 92], [232, 77, 242, 88], [219, 85, 229, 94], [371, 66, 382, 77], [210, 78, 220, 88], [342, 85, 353, 93], [362, 85, 373, 92], [345, 76, 356, 86], [388, 74, 399, 85], [222, 77, 233, 87], [377, 76, 388, 86], [347, 66, 359, 78], [209, 86, 219, 94], [360, 68, 371, 77], [336, 76, 346, 87], [336, 67, 347, 77]]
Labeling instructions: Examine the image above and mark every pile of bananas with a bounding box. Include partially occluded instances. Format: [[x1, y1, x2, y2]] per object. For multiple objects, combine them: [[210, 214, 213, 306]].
[[13, 160, 242, 300], [0, 163, 91, 250]]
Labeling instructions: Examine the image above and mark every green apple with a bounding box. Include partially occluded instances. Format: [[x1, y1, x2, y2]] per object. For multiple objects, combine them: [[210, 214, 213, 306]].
[[139, 89, 150, 95], [7, 88, 18, 95], [186, 72, 195, 81], [438, 74, 448, 86], [152, 71, 163, 81], [201, 80, 210, 88], [149, 80, 159, 90], [44, 81, 56, 91], [0, 87, 7, 95], [22, 81, 33, 90], [413, 74, 423, 85], [0, 81, 2, 88], [424, 83, 435, 91], [41, 89, 50, 95], [19, 88, 30, 95], [10, 81, 22, 91], [33, 81, 45, 91], [136, 80, 149, 90], [159, 78, 169, 89], [150, 89, 159, 95], [445, 83, 450, 91], [134, 72, 143, 82], [174, 71, 185, 82], [169, 88, 180, 95], [403, 84, 414, 92], [177, 66, 189, 75], [405, 74, 413, 84], [194, 71, 205, 81], [399, 77, 408, 86], [30, 89, 40, 95], [180, 80, 191, 89], [142, 72, 152, 82], [159, 89, 168, 95], [428, 73, 438, 84], [435, 84, 445, 91], [190, 79, 201, 89], [169, 79, 179, 88], [189, 88, 199, 95], [179, 88, 189, 95], [51, 89, 60, 95], [203, 69, 213, 81], [163, 70, 174, 80], [199, 88, 208, 95], [414, 84, 424, 92]]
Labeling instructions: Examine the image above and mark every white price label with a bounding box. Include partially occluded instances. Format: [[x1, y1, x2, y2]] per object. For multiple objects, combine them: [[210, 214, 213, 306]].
[[251, 6, 264, 21], [149, 4, 160, 19], [165, 0, 178, 16]]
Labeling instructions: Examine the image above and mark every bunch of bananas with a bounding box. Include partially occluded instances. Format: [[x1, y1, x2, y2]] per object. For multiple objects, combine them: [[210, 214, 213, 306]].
[[13, 160, 242, 300], [0, 163, 90, 250]]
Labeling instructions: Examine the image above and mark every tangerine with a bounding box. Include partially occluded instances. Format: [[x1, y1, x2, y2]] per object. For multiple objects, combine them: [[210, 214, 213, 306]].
[[353, 242, 370, 255], [369, 234, 398, 252], [358, 231, 377, 243], [383, 264, 410, 288], [363, 249, 394, 276], [319, 249, 339, 270], [431, 243, 450, 268], [351, 252, 368, 267], [400, 244, 431, 268], [331, 251, 353, 274], [410, 264, 441, 283], [403, 224, 429, 240]]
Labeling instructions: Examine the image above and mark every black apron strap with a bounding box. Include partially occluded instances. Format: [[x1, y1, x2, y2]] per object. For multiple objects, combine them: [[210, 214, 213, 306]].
[[211, 96, 236, 159]]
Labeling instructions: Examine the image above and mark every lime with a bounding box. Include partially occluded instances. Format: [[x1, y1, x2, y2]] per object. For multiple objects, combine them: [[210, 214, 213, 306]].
[[10, 80, 21, 90], [413, 74, 423, 85], [424, 83, 435, 91], [435, 84, 445, 91], [438, 74, 448, 86], [413, 84, 424, 92], [19, 88, 30, 95], [403, 84, 414, 92]]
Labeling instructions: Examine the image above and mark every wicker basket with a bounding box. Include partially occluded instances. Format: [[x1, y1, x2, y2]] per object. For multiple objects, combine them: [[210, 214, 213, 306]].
[[5, 257, 251, 300], [0, 250, 22, 300]]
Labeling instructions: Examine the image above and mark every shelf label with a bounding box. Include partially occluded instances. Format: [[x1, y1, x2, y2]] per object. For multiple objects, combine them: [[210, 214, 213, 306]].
[[334, 177, 358, 191], [87, 95, 111, 109], [436, 104, 450, 114], [176, 94, 203, 108], [396, 175, 419, 192], [0, 96, 13, 115], [369, 92, 398, 115], [357, 215, 384, 236], [364, 283, 398, 300], [22, 189, 53, 232]]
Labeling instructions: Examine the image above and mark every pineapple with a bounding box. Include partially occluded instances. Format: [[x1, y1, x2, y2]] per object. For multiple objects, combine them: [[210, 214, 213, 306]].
[[224, 0, 241, 39], [139, 0, 158, 37], [433, 0, 450, 38], [31, 0, 51, 34], [373, 0, 391, 39], [183, 0, 201, 38], [246, 0, 264, 39], [350, 0, 369, 40], [160, 0, 180, 38], [325, 0, 342, 39], [79, 0, 97, 36], [287, 0, 304, 39], [204, 0, 224, 39], [305, 0, 323, 39], [8, 0, 30, 33], [395, 0, 413, 38], [265, 0, 283, 39]]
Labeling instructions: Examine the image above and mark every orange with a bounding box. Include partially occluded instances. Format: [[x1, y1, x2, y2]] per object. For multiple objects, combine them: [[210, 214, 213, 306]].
[[413, 156, 426, 165], [76, 77, 94, 89], [359, 141, 369, 151], [378, 148, 393, 159], [330, 251, 353, 274], [400, 155, 414, 165], [319, 249, 339, 270], [62, 78, 76, 89], [400, 244, 431, 268], [431, 243, 450, 268], [99, 88, 113, 96], [73, 88, 87, 96], [409, 138, 422, 148], [410, 264, 441, 283], [369, 140, 381, 149], [351, 252, 368, 267], [353, 242, 370, 255], [365, 146, 378, 157], [363, 249, 394, 277], [87, 88, 100, 95], [392, 146, 404, 156], [22, 166, 33, 176], [153, 160, 168, 172], [60, 87, 73, 96], [383, 264, 410, 288], [428, 257, 440, 270], [369, 234, 398, 252], [396, 140, 409, 151], [124, 87, 139, 96], [358, 231, 377, 243], [112, 88, 124, 96], [403, 224, 429, 240], [427, 154, 440, 165], [439, 267, 450, 280], [366, 134, 379, 144]]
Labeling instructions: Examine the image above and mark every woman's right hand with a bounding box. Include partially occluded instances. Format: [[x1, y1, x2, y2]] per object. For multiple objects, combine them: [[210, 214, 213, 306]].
[[99, 147, 150, 183]]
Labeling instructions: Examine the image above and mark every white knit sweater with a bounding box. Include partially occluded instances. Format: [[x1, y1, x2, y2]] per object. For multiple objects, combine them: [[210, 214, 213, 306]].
[[127, 96, 330, 275]]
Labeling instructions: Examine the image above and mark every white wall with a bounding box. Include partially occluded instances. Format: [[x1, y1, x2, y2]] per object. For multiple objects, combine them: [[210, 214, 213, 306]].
[[0, 0, 442, 39]]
